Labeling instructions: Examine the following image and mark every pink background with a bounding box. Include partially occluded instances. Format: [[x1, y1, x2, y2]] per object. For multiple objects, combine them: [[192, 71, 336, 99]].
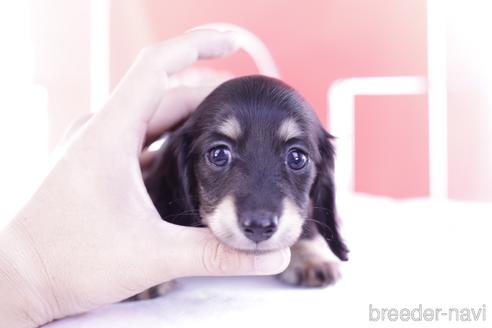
[[30, 0, 491, 201], [110, 0, 429, 199]]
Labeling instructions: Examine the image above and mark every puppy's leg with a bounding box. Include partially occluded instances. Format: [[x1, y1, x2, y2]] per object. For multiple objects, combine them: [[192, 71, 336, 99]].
[[278, 234, 341, 287], [126, 280, 177, 301]]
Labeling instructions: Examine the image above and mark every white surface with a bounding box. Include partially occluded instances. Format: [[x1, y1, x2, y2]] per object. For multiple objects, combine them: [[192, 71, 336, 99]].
[[46, 195, 492, 327]]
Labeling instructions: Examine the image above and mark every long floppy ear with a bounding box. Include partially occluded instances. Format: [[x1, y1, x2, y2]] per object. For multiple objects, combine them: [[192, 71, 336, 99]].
[[143, 129, 199, 227], [310, 129, 349, 261]]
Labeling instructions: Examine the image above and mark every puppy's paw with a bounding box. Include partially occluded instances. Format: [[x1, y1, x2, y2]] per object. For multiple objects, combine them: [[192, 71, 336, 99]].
[[279, 259, 340, 287], [126, 280, 177, 301], [278, 235, 342, 287]]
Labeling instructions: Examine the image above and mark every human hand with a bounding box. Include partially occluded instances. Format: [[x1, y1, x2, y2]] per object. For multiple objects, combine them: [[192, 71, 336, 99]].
[[0, 30, 290, 327]]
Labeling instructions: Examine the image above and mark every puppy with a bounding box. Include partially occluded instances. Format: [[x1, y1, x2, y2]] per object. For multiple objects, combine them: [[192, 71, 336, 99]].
[[138, 75, 348, 299]]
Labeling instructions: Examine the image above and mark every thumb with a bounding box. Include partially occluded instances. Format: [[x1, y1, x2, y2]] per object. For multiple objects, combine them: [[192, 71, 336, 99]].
[[159, 225, 291, 279]]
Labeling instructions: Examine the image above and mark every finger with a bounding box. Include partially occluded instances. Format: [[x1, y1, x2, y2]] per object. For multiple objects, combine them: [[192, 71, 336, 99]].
[[100, 30, 238, 129], [139, 148, 159, 172], [143, 29, 239, 75], [156, 225, 291, 279], [144, 84, 220, 146], [57, 113, 94, 147]]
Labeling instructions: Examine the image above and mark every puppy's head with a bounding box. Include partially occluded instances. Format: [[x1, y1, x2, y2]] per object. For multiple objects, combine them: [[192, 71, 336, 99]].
[[147, 75, 348, 259]]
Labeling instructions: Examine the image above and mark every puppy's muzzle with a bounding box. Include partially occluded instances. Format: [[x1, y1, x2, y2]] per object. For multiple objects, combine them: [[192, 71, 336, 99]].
[[239, 211, 279, 243]]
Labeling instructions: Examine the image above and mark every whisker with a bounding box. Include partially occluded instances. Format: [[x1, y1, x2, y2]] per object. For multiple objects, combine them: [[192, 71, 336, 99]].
[[311, 206, 335, 214], [303, 217, 334, 241], [160, 209, 202, 226]]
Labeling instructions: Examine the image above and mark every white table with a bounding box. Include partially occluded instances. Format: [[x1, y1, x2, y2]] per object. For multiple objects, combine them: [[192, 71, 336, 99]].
[[46, 195, 492, 328]]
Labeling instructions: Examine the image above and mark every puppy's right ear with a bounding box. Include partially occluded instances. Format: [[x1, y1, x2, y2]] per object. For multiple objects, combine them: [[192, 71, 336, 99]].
[[144, 129, 198, 226]]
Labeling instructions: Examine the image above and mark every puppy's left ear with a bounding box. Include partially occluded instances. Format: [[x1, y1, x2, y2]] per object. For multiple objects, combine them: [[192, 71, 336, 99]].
[[310, 129, 349, 261], [143, 127, 198, 226]]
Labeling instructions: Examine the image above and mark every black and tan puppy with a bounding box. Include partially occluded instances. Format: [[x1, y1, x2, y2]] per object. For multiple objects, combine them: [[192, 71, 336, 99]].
[[141, 75, 348, 297]]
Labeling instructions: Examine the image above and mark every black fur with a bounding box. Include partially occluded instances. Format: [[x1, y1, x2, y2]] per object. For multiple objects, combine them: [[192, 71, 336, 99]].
[[144, 75, 348, 261]]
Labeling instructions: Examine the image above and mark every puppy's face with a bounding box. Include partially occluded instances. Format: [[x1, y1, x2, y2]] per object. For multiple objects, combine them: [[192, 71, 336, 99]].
[[184, 77, 324, 252]]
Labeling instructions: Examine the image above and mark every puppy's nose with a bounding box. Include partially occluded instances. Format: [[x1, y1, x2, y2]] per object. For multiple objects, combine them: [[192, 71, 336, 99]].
[[240, 213, 278, 243]]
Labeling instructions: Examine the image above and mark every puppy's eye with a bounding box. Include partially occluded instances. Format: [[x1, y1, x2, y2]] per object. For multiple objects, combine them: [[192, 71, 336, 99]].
[[208, 145, 231, 167], [286, 148, 308, 170]]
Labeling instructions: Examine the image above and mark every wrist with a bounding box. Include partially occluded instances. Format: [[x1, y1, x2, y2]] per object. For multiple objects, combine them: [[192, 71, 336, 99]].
[[0, 220, 55, 327]]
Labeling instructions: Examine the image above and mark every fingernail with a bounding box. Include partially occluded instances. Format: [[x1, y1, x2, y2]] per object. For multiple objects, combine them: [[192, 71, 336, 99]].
[[252, 248, 291, 274]]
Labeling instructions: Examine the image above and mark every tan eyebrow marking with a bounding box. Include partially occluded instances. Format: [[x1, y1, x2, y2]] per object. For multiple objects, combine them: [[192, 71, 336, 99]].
[[218, 116, 242, 140], [278, 118, 303, 141]]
